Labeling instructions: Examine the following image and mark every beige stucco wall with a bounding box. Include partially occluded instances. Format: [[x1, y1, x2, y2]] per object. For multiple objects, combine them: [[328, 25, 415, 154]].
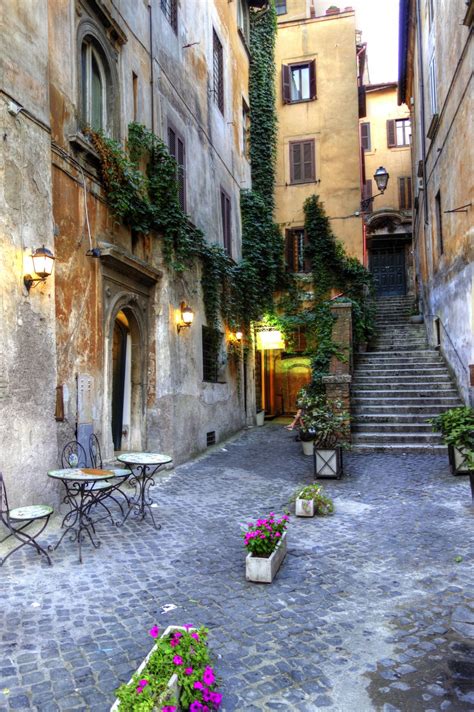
[[274, 10, 363, 260]]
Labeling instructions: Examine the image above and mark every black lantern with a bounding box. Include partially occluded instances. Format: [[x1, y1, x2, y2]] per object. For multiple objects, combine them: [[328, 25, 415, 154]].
[[24, 245, 55, 292], [373, 166, 390, 193]]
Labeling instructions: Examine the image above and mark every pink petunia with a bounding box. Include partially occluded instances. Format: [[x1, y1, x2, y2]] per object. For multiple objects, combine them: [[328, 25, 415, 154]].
[[184, 624, 194, 631], [211, 691, 223, 707], [149, 625, 160, 638], [173, 655, 183, 665], [162, 707, 177, 712], [202, 666, 215, 686], [189, 702, 203, 712], [170, 638, 179, 647], [185, 667, 194, 675], [193, 681, 204, 690], [191, 632, 200, 641]]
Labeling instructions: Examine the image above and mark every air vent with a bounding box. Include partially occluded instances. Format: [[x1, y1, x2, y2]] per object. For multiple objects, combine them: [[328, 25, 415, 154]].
[[206, 431, 216, 447]]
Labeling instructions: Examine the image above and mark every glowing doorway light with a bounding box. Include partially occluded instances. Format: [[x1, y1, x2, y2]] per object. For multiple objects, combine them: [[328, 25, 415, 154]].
[[256, 329, 285, 351]]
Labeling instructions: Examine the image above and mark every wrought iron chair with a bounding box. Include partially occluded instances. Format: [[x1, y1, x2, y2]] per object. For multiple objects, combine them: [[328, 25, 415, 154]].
[[61, 440, 88, 469], [0, 472, 53, 566], [61, 439, 117, 520], [88, 434, 130, 514]]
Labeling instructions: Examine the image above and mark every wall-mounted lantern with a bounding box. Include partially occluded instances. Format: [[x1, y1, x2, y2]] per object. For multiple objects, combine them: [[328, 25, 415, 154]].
[[373, 165, 390, 193], [177, 302, 194, 333], [235, 331, 243, 342], [24, 245, 55, 292]]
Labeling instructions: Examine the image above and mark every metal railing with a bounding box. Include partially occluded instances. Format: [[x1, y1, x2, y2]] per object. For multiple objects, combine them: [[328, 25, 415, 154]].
[[425, 314, 469, 378]]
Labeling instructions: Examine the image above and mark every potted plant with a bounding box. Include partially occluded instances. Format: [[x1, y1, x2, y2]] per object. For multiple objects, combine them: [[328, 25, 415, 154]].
[[296, 392, 350, 476], [293, 483, 334, 517], [429, 407, 474, 475], [112, 624, 222, 711], [243, 513, 289, 583]]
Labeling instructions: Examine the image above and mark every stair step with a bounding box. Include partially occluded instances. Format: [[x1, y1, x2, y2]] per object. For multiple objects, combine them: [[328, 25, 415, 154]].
[[352, 423, 436, 433], [353, 404, 460, 415], [352, 382, 455, 391], [353, 413, 440, 423], [350, 443, 448, 453], [352, 432, 444, 444], [353, 374, 451, 383], [353, 397, 462, 406], [354, 366, 448, 374]]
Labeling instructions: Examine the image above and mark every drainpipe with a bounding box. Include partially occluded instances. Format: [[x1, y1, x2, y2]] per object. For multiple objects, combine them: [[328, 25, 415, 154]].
[[148, 1, 155, 134], [415, 0, 428, 225]]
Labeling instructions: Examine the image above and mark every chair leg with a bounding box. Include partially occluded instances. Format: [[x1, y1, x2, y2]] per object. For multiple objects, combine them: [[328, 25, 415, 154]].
[[0, 517, 52, 567]]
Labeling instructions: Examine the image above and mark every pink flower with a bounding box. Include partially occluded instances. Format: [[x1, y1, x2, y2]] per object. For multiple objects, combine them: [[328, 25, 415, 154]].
[[136, 678, 149, 694], [173, 655, 183, 665], [149, 625, 160, 638], [184, 624, 194, 631], [162, 707, 177, 712], [275, 532, 281, 537], [211, 691, 223, 707], [170, 638, 179, 647], [193, 681, 204, 690], [189, 702, 203, 712], [202, 666, 215, 686], [174, 631, 182, 639], [191, 632, 200, 641], [185, 667, 193, 675]]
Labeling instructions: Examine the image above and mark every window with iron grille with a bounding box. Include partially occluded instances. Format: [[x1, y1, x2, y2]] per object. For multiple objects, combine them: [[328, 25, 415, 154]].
[[161, 0, 177, 33], [221, 189, 232, 256], [202, 326, 222, 383], [213, 29, 224, 114], [289, 140, 315, 184], [206, 431, 216, 446], [285, 228, 310, 272], [168, 125, 186, 211]]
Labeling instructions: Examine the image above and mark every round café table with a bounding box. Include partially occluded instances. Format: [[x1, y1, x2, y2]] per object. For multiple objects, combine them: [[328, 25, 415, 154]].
[[116, 452, 172, 530], [47, 467, 127, 563]]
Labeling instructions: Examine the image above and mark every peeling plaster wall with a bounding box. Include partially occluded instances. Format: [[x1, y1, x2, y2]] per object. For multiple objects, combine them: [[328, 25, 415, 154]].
[[0, 1, 58, 508]]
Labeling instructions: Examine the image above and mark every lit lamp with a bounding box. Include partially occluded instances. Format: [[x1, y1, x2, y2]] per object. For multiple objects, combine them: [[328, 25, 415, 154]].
[[24, 245, 55, 292], [235, 331, 243, 342], [177, 302, 194, 333]]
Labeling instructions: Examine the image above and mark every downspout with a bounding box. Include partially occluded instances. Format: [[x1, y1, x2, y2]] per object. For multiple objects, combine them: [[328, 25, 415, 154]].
[[148, 1, 155, 134], [415, 0, 428, 225]]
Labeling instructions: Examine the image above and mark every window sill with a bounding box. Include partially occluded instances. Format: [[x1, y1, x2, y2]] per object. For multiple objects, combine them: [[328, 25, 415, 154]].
[[237, 28, 251, 60], [427, 113, 440, 140], [69, 132, 101, 165], [289, 179, 317, 186], [284, 97, 316, 105]]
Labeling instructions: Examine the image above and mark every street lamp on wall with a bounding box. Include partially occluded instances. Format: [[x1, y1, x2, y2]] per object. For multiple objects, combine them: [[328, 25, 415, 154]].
[[177, 302, 194, 333], [24, 245, 56, 292], [361, 166, 390, 212]]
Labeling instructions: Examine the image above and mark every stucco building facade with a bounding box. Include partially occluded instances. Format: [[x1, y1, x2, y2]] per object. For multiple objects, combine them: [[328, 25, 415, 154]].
[[1, 0, 259, 507], [399, 0, 473, 404]]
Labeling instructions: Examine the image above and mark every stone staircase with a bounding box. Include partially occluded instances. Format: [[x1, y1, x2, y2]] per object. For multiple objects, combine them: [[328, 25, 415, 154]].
[[351, 295, 463, 451]]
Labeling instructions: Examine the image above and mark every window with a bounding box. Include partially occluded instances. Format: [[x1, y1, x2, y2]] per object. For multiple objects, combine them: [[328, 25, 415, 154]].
[[285, 228, 310, 273], [429, 56, 438, 115], [242, 99, 250, 159], [435, 190, 444, 254], [132, 72, 138, 122], [282, 61, 317, 103], [362, 180, 373, 212], [168, 125, 186, 211], [161, 0, 177, 33], [275, 0, 287, 14], [361, 122, 371, 151], [237, 0, 250, 43], [81, 38, 108, 131], [387, 118, 411, 147], [213, 30, 224, 114], [202, 326, 222, 383], [220, 189, 232, 256], [398, 177, 412, 210], [289, 140, 315, 184]]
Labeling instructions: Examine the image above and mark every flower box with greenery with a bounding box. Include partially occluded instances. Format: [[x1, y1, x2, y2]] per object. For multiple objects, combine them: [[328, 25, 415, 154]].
[[244, 513, 290, 583], [112, 625, 221, 712], [429, 407, 474, 475], [293, 483, 334, 517], [296, 391, 349, 475]]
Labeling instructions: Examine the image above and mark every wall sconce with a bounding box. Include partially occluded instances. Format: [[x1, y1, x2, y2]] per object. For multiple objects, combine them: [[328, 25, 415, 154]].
[[235, 331, 243, 342], [24, 245, 55, 292], [177, 302, 194, 333]]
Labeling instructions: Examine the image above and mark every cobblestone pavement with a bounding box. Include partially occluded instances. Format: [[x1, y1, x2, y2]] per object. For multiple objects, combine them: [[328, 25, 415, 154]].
[[1, 424, 473, 712]]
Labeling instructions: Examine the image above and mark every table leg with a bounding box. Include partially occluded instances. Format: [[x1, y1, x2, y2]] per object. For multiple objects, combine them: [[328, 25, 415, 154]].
[[49, 483, 101, 563], [117, 464, 162, 530]]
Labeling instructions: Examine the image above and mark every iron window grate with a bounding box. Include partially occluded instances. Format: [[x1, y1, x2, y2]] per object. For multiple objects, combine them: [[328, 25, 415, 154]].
[[206, 431, 216, 447]]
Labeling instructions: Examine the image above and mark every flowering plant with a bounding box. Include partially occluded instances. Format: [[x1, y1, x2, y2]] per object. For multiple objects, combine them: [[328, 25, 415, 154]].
[[292, 483, 334, 515], [115, 625, 221, 711], [243, 513, 289, 558]]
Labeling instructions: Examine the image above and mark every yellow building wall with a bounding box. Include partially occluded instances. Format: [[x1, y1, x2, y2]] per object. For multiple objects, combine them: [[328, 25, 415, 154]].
[[275, 11, 363, 260], [362, 87, 412, 212]]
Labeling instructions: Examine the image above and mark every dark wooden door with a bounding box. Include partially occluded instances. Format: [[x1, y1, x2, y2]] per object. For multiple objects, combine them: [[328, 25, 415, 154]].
[[369, 246, 406, 296], [112, 320, 128, 451]]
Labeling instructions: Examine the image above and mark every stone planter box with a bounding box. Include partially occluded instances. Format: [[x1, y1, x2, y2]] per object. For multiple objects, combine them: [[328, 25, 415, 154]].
[[256, 410, 265, 426], [448, 444, 473, 475], [110, 625, 195, 711], [295, 496, 315, 517], [245, 531, 287, 583], [314, 446, 343, 479]]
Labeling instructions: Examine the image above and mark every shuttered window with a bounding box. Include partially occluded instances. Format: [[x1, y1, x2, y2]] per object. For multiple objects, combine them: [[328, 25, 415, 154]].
[[361, 122, 371, 151], [285, 228, 311, 273], [213, 30, 224, 114], [282, 61, 316, 103], [220, 189, 232, 256], [362, 179, 373, 212], [161, 0, 177, 33], [202, 326, 222, 383], [387, 118, 411, 147], [290, 140, 315, 184], [168, 126, 186, 211], [398, 176, 412, 209]]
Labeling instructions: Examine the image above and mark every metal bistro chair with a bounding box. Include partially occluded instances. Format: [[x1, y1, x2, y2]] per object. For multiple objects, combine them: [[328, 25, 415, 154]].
[[0, 472, 53, 566], [88, 434, 130, 515]]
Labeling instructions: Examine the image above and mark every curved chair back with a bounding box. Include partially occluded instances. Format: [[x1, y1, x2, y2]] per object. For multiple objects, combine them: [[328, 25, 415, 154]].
[[0, 472, 9, 519], [61, 441, 88, 469], [89, 434, 103, 468]]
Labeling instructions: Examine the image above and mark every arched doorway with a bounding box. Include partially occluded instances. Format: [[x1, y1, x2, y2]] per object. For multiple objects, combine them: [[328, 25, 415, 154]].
[[110, 306, 144, 452]]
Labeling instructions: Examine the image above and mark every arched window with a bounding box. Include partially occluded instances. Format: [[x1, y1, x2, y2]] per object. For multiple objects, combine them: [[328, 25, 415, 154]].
[[81, 37, 109, 131]]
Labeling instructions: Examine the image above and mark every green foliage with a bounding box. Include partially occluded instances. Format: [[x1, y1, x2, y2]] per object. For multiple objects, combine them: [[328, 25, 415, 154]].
[[297, 391, 350, 447], [243, 512, 289, 557], [293, 483, 334, 515], [429, 407, 474, 465]]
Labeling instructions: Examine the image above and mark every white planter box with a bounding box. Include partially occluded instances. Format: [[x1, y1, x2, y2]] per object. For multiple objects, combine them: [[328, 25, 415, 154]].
[[110, 625, 196, 711], [256, 410, 265, 426], [295, 497, 315, 517], [245, 531, 287, 583], [301, 440, 314, 456]]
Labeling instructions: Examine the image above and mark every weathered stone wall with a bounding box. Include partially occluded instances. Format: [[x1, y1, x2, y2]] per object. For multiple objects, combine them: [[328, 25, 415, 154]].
[[323, 302, 352, 433]]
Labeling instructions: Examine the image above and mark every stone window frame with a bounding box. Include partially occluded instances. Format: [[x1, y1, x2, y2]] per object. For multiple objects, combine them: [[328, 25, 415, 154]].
[[76, 17, 121, 139]]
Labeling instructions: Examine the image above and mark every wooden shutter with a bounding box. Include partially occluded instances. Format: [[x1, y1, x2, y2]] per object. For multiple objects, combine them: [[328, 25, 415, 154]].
[[221, 190, 231, 256], [168, 127, 176, 156], [303, 232, 311, 272], [358, 85, 367, 118], [361, 122, 371, 151], [177, 137, 185, 210], [282, 64, 291, 103], [302, 141, 315, 181], [290, 143, 302, 182], [387, 119, 396, 147], [399, 177, 412, 209], [309, 59, 317, 99], [406, 176, 412, 209]]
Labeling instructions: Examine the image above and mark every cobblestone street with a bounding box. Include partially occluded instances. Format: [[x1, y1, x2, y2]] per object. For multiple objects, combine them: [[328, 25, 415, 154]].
[[1, 424, 473, 712]]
